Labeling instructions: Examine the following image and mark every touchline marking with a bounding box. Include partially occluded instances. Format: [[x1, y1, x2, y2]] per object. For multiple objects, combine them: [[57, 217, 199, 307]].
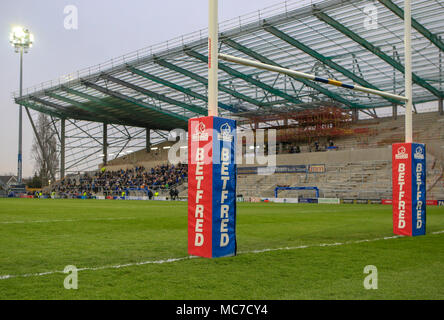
[[0, 217, 137, 224], [237, 236, 403, 254], [0, 257, 197, 280], [1, 230, 443, 281]]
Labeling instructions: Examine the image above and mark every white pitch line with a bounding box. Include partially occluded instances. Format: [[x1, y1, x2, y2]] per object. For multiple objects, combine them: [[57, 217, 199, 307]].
[[237, 236, 402, 254], [1, 230, 443, 281], [0, 217, 137, 225], [0, 257, 197, 280]]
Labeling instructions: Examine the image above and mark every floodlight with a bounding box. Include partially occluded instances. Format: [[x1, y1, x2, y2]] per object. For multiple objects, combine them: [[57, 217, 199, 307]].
[[10, 26, 34, 53]]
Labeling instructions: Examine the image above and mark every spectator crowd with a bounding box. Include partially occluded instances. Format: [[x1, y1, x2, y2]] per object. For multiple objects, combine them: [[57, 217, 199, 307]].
[[51, 163, 187, 198]]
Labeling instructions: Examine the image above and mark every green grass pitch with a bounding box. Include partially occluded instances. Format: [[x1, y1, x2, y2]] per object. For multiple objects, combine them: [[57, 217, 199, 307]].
[[0, 198, 443, 300]]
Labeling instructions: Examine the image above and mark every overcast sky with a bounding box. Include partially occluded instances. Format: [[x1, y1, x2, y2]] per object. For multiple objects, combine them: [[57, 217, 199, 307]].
[[0, 0, 283, 177]]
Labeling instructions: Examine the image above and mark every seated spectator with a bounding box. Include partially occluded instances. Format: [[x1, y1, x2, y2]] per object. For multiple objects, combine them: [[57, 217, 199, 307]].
[[49, 163, 188, 198], [314, 141, 320, 152]]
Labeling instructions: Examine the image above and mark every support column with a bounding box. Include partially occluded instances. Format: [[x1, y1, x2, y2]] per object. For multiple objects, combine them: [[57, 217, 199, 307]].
[[439, 36, 442, 116], [103, 123, 108, 166], [352, 109, 359, 123], [146, 128, 151, 153], [392, 104, 398, 120], [60, 119, 65, 180]]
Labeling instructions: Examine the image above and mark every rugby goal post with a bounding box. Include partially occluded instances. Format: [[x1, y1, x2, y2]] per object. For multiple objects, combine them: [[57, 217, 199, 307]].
[[216, 0, 425, 237]]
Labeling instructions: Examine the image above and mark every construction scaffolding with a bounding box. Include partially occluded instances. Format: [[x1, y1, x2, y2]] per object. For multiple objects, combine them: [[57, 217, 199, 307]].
[[239, 105, 356, 142]]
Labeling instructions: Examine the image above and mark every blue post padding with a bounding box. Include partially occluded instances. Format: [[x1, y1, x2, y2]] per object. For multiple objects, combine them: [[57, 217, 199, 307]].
[[411, 143, 426, 236], [211, 117, 237, 258]]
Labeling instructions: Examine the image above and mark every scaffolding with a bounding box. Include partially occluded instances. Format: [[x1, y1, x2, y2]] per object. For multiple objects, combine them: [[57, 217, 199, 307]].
[[239, 105, 354, 142]]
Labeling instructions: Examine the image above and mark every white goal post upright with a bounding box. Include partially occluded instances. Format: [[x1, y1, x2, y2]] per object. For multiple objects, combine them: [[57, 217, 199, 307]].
[[404, 0, 413, 143], [208, 0, 219, 117], [187, 0, 237, 259], [391, 0, 425, 238]]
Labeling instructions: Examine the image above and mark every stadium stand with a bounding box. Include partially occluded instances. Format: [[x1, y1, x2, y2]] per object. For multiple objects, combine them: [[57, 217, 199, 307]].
[[50, 163, 187, 199], [47, 110, 443, 201], [0, 176, 18, 197], [102, 141, 174, 170], [242, 112, 439, 201]]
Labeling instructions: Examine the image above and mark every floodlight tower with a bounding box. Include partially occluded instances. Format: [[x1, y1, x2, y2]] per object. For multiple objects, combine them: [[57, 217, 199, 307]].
[[10, 26, 34, 184]]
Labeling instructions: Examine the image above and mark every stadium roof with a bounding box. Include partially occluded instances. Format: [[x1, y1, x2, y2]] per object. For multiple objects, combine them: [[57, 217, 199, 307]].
[[14, 0, 444, 129]]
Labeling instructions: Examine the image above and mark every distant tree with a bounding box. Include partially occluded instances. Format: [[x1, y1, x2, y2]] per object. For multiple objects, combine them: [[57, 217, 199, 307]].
[[31, 113, 59, 187], [26, 173, 43, 189]]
